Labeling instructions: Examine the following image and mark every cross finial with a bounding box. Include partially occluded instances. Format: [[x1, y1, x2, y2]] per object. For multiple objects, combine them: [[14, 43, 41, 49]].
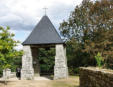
[[43, 7, 48, 15]]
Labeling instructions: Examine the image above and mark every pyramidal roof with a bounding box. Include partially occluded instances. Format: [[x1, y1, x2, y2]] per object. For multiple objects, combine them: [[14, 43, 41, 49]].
[[22, 15, 64, 45]]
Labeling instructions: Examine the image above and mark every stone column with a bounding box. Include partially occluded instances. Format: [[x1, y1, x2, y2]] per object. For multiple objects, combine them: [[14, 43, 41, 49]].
[[21, 46, 34, 80], [54, 44, 68, 80], [31, 47, 40, 76]]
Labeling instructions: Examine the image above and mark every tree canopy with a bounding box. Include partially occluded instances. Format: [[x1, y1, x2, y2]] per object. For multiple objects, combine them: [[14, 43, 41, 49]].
[[60, 0, 113, 70], [0, 26, 23, 76]]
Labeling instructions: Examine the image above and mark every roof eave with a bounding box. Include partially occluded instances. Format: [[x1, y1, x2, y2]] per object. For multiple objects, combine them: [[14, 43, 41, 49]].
[[22, 42, 65, 46]]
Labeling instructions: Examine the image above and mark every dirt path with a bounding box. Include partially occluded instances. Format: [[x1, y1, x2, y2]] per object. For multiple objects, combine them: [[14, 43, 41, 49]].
[[0, 80, 51, 87], [0, 76, 79, 87]]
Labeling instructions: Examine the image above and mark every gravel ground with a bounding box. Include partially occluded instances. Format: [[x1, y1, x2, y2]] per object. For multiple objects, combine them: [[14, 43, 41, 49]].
[[0, 76, 79, 87]]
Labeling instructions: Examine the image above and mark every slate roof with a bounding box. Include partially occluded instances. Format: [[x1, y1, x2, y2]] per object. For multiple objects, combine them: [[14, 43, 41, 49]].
[[22, 15, 64, 45]]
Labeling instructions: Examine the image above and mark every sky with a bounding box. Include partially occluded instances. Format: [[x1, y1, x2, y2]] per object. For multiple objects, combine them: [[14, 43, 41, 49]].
[[0, 0, 83, 50]]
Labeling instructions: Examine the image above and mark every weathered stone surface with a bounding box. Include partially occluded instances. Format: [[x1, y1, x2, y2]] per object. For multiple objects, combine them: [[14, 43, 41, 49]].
[[79, 67, 113, 87], [54, 44, 68, 80], [21, 46, 34, 80], [21, 44, 68, 80], [3, 69, 11, 79], [3, 69, 16, 79]]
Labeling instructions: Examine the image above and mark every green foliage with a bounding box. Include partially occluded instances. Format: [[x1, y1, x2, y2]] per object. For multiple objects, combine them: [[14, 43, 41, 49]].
[[0, 26, 23, 76], [95, 52, 103, 67], [10, 56, 22, 72], [38, 48, 55, 75], [66, 38, 91, 74], [59, 0, 113, 71]]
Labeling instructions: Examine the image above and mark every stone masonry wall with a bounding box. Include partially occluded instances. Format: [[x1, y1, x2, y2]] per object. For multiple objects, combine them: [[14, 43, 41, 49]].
[[54, 44, 68, 80], [79, 67, 113, 87], [3, 69, 11, 79], [21, 46, 34, 80], [3, 69, 16, 79]]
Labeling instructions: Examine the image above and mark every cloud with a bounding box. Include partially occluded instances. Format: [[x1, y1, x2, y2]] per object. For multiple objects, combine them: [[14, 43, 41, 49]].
[[0, 0, 83, 50], [0, 0, 83, 31]]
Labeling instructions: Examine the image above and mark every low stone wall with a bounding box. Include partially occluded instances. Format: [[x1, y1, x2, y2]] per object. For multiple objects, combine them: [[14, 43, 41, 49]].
[[79, 67, 113, 87], [3, 69, 16, 79]]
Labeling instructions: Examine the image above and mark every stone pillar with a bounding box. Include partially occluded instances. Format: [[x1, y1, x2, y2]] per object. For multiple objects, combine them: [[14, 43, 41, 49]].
[[54, 44, 68, 80], [21, 46, 34, 80], [31, 47, 40, 76]]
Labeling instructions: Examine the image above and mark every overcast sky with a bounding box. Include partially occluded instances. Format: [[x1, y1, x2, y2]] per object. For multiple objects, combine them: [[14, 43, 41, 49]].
[[0, 0, 83, 49]]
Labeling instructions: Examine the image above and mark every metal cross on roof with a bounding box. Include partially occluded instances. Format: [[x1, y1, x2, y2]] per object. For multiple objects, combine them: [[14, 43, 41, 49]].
[[43, 7, 48, 15]]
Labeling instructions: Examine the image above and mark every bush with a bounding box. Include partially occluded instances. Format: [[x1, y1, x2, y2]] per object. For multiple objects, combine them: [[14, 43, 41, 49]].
[[95, 52, 103, 67]]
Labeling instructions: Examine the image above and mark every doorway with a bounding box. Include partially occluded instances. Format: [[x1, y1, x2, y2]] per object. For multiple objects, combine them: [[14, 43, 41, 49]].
[[32, 47, 55, 79]]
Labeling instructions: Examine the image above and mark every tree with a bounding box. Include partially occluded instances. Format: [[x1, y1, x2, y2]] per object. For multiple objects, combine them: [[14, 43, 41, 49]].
[[38, 48, 55, 75], [0, 26, 23, 84], [66, 38, 90, 74], [82, 0, 113, 67], [59, 0, 113, 69]]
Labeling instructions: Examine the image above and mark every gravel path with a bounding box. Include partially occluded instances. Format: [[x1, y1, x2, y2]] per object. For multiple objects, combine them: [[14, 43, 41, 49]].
[[0, 76, 79, 87], [0, 76, 51, 81]]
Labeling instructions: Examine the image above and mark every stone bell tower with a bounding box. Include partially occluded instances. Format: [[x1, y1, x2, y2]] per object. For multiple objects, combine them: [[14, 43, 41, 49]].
[[21, 15, 68, 80]]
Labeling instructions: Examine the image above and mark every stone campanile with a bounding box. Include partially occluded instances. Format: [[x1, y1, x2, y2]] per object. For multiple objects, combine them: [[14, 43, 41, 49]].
[[21, 15, 68, 80]]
